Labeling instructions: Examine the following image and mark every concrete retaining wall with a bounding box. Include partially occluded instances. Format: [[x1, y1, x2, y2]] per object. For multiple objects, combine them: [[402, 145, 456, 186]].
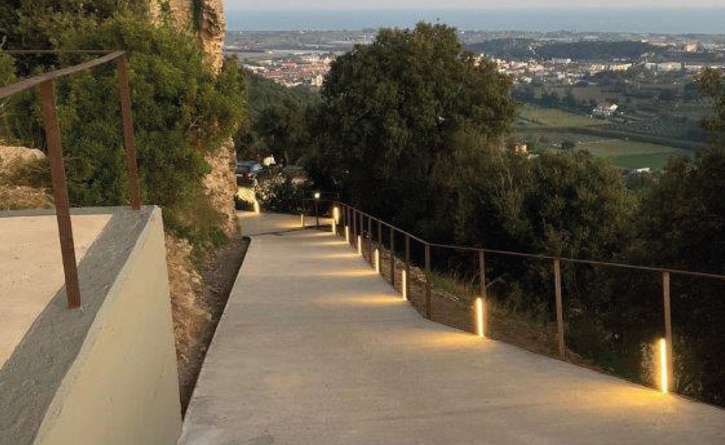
[[0, 207, 181, 445]]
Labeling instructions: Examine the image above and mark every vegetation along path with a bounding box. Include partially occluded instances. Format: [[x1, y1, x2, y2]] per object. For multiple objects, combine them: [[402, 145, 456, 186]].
[[180, 213, 725, 444]]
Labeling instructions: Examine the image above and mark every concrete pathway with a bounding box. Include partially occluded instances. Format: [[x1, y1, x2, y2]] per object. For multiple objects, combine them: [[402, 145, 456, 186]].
[[180, 224, 725, 444], [238, 211, 332, 237]]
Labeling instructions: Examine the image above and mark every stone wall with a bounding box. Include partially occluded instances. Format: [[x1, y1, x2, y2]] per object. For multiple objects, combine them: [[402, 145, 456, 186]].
[[148, 0, 236, 236]]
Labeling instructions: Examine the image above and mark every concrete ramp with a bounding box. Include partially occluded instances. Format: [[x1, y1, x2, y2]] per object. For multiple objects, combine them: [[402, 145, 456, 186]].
[[181, 228, 725, 444]]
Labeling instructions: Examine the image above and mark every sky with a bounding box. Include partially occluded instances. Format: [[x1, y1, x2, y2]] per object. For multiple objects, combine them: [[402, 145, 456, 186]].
[[224, 0, 725, 10]]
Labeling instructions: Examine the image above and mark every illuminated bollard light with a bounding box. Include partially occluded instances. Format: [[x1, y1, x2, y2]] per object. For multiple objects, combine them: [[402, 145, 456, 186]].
[[659, 338, 669, 394], [402, 270, 408, 301], [333, 206, 340, 224], [357, 236, 362, 256], [375, 249, 380, 273], [345, 226, 350, 243], [332, 221, 337, 234], [300, 214, 305, 227], [475, 297, 485, 339], [253, 201, 260, 214]]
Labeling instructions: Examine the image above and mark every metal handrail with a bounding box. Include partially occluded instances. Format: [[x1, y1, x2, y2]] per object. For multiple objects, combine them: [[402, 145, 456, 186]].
[[335, 201, 723, 392], [1, 50, 141, 308], [336, 202, 725, 281]]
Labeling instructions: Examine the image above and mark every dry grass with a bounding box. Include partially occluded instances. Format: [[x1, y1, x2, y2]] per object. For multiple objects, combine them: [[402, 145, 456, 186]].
[[0, 144, 53, 210], [0, 184, 53, 210], [356, 235, 598, 366]]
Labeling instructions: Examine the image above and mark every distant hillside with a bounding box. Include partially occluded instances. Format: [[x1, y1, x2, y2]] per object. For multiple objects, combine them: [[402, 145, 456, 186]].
[[246, 71, 320, 118], [467, 40, 664, 61]]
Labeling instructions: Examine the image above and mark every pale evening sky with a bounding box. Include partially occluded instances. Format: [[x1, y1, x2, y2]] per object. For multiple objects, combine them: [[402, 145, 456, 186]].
[[224, 0, 725, 10]]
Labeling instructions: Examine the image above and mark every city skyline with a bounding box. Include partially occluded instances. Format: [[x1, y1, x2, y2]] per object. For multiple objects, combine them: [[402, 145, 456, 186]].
[[224, 1, 725, 10]]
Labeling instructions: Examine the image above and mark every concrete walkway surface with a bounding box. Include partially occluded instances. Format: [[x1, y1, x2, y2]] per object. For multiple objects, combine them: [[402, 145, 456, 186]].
[[238, 211, 332, 237], [180, 222, 725, 444]]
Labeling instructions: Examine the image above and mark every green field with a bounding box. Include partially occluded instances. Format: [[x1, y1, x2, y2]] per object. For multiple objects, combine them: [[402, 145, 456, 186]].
[[517, 129, 690, 171], [580, 140, 688, 171], [611, 153, 683, 170], [517, 105, 600, 128]]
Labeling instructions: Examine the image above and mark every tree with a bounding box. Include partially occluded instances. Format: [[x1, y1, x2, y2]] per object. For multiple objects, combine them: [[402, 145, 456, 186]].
[[254, 99, 309, 165], [235, 71, 320, 164], [319, 22, 515, 234], [631, 148, 725, 403], [699, 68, 725, 144], [1, 12, 246, 246]]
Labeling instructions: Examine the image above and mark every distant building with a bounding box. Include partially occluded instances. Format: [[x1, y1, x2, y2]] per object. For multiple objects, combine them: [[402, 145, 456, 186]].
[[593, 103, 618, 117], [683, 41, 701, 53], [608, 63, 632, 72]]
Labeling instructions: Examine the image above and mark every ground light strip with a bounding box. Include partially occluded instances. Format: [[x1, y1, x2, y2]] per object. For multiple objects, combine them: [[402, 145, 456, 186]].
[[475, 298, 485, 338], [402, 270, 407, 300], [660, 338, 668, 394]]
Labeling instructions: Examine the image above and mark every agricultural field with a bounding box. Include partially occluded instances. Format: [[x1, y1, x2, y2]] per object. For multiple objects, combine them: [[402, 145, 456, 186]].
[[515, 105, 695, 171], [517, 104, 601, 127], [575, 139, 689, 171], [517, 128, 690, 171]]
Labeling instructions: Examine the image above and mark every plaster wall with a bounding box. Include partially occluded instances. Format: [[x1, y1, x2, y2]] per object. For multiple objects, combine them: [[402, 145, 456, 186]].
[[30, 208, 181, 445]]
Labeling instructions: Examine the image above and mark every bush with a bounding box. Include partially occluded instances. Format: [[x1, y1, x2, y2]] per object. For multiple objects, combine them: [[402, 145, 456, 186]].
[[255, 176, 309, 214], [2, 15, 246, 246]]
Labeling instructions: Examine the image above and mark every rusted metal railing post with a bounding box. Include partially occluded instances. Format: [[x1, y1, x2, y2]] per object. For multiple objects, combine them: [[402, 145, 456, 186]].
[[349, 208, 353, 241], [377, 221, 382, 274], [367, 216, 372, 266], [553, 259, 566, 359], [663, 271, 675, 392], [115, 54, 141, 211], [352, 208, 357, 247], [389, 226, 395, 286], [38, 80, 82, 309], [359, 211, 364, 255], [479, 250, 487, 299], [405, 235, 411, 298], [425, 243, 431, 319]]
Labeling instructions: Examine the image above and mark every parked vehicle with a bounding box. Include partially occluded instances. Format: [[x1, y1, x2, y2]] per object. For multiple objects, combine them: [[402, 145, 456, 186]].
[[236, 161, 265, 186]]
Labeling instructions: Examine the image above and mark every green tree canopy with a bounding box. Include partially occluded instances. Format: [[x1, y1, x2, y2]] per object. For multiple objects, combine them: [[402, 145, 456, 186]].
[[319, 22, 516, 232], [1, 8, 246, 247], [699, 68, 725, 144]]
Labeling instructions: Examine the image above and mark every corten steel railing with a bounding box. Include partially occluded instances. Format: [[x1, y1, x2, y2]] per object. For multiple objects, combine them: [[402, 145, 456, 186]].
[[332, 201, 725, 395], [0, 50, 141, 309]]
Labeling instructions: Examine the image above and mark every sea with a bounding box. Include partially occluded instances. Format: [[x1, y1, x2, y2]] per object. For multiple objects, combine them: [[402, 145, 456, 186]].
[[226, 8, 725, 35]]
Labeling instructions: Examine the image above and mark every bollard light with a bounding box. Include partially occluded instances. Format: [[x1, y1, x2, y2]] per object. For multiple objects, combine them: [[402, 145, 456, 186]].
[[375, 249, 380, 273], [332, 221, 337, 234], [475, 298, 485, 339], [357, 236, 362, 256], [314, 192, 320, 228], [300, 214, 305, 227], [253, 201, 260, 214], [659, 338, 668, 394], [345, 226, 350, 243], [333, 206, 340, 224], [402, 270, 408, 301]]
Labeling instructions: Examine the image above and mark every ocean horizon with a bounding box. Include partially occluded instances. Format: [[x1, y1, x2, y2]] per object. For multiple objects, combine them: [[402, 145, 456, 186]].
[[226, 8, 725, 35]]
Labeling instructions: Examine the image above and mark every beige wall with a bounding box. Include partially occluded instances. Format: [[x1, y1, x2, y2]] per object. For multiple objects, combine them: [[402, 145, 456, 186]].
[[32, 208, 181, 445]]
